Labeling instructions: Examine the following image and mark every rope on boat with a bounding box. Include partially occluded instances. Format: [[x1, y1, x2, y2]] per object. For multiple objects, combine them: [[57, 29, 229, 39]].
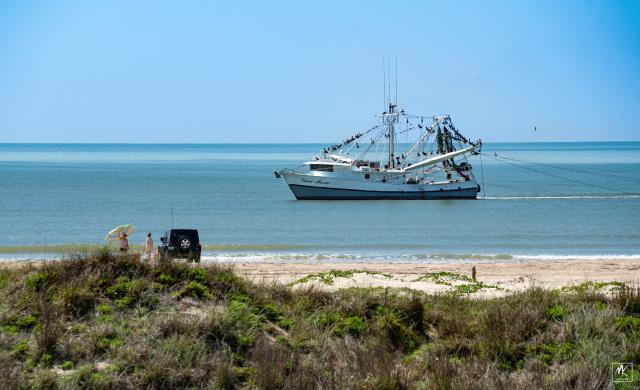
[[480, 152, 486, 199], [483, 153, 640, 196], [489, 154, 640, 184]]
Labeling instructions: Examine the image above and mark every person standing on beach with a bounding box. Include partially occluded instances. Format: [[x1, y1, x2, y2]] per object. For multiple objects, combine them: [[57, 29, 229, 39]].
[[119, 232, 129, 253], [144, 233, 154, 259]]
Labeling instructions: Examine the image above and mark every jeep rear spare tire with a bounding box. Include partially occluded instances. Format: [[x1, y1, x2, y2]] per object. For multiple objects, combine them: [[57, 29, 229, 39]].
[[178, 237, 191, 250]]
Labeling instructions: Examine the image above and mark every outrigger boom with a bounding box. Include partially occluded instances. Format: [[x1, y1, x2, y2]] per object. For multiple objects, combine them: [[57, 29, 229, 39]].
[[400, 144, 479, 173]]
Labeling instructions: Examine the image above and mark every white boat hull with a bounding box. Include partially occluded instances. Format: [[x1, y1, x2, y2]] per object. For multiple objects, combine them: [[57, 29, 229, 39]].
[[281, 172, 479, 200]]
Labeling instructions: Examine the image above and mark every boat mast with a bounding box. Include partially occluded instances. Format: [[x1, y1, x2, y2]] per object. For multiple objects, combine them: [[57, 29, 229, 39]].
[[388, 102, 396, 169], [382, 55, 398, 170]]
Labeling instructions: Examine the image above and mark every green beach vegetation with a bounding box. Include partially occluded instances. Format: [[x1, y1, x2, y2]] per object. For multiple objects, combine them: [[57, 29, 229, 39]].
[[0, 251, 638, 389], [412, 271, 504, 294], [288, 270, 394, 286]]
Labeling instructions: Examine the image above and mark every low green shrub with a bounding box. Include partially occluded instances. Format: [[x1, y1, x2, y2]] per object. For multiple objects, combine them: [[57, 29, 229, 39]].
[[95, 335, 123, 353], [615, 315, 640, 333], [314, 311, 341, 328], [228, 300, 264, 330], [70, 323, 86, 334], [156, 274, 175, 285], [115, 296, 134, 309], [1, 324, 19, 334], [414, 272, 503, 294], [614, 284, 640, 315], [56, 285, 96, 317], [561, 281, 626, 294], [0, 315, 37, 334], [210, 271, 244, 294], [180, 281, 211, 299], [376, 310, 420, 352], [342, 316, 366, 336], [276, 317, 294, 330], [188, 268, 208, 283], [96, 304, 112, 315], [525, 342, 574, 365], [594, 301, 607, 310], [414, 271, 473, 284], [547, 305, 566, 321], [290, 270, 393, 286], [12, 342, 29, 359], [24, 272, 52, 291], [105, 277, 131, 299], [39, 353, 53, 367], [232, 366, 255, 383], [16, 315, 38, 330], [30, 368, 59, 389], [259, 303, 280, 322], [238, 333, 255, 347]]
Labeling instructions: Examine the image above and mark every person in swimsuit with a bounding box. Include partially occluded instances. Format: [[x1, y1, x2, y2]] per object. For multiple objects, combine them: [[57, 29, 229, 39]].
[[119, 232, 129, 253], [144, 232, 154, 259]]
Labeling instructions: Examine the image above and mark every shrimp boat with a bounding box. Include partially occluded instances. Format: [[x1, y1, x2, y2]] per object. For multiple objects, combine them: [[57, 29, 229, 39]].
[[275, 102, 483, 200]]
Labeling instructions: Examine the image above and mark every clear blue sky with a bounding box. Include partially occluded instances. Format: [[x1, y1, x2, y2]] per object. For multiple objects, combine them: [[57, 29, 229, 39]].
[[0, 0, 638, 143]]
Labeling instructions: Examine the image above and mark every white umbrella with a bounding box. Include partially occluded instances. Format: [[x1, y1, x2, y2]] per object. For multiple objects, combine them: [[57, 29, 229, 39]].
[[105, 224, 135, 241]]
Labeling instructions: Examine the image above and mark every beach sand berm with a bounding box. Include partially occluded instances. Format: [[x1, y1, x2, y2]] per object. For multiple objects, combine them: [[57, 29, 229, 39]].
[[235, 259, 640, 297]]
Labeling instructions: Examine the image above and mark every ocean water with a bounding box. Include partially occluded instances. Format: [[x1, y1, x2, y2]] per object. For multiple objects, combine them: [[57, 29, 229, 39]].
[[1, 142, 639, 263]]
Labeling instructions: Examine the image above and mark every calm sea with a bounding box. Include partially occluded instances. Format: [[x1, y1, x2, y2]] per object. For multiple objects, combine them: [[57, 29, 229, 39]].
[[1, 143, 639, 262]]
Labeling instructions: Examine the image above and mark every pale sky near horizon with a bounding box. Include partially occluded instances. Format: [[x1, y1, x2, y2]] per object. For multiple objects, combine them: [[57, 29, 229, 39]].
[[0, 1, 639, 143]]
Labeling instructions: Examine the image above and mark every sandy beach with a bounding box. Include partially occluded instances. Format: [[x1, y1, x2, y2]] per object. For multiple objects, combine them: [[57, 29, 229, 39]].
[[234, 259, 640, 297]]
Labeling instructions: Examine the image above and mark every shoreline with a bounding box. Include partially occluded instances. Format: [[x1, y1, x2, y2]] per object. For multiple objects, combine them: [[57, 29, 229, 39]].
[[2, 249, 640, 262]]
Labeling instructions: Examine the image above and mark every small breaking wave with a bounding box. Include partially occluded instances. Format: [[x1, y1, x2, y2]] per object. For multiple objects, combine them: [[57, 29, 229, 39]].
[[199, 252, 640, 264], [1, 243, 638, 264]]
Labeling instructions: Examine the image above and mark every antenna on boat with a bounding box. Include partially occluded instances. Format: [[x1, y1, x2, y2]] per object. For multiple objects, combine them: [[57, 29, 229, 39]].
[[394, 55, 398, 105], [383, 57, 386, 111], [383, 55, 397, 108], [387, 56, 391, 105]]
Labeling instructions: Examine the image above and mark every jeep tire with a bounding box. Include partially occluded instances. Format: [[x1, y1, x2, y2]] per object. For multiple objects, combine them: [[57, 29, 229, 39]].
[[178, 236, 192, 250]]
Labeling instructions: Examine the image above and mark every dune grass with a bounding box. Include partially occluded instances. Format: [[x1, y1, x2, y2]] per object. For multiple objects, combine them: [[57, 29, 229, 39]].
[[288, 270, 394, 286], [0, 251, 638, 389], [413, 271, 504, 294]]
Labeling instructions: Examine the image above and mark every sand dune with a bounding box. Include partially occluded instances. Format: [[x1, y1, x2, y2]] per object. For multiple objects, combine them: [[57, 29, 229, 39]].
[[235, 259, 640, 297]]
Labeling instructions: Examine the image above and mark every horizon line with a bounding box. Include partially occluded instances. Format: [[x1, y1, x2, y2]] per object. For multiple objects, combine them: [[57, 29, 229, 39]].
[[1, 140, 640, 145]]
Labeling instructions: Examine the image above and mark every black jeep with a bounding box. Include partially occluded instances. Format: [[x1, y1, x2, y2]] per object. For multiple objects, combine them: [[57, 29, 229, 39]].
[[158, 229, 202, 262]]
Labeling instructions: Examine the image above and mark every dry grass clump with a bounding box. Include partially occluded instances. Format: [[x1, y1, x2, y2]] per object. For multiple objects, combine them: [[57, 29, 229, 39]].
[[0, 251, 638, 389]]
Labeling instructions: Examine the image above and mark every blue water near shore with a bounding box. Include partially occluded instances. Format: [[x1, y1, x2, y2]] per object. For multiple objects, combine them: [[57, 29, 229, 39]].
[[1, 142, 639, 262]]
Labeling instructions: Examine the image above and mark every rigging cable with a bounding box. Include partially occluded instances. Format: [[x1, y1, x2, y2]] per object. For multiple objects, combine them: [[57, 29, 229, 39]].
[[480, 152, 486, 200], [491, 155, 640, 184], [485, 154, 640, 195], [383, 57, 386, 110], [481, 182, 543, 191]]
